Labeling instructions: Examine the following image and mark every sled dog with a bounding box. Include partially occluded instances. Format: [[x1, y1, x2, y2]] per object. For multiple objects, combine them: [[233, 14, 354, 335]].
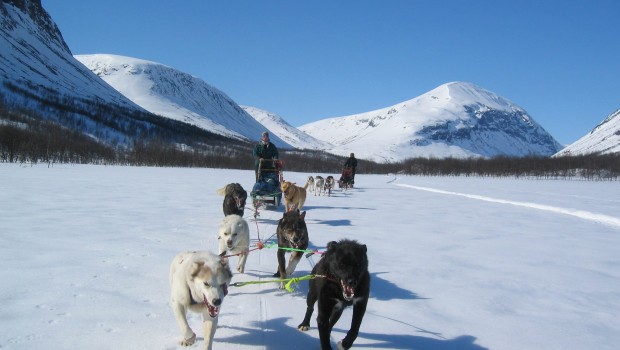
[[324, 176, 335, 196], [217, 214, 250, 273], [281, 180, 308, 212], [306, 176, 315, 191], [298, 239, 370, 350], [216, 183, 247, 217], [169, 251, 232, 350], [314, 176, 325, 196], [273, 210, 309, 289]]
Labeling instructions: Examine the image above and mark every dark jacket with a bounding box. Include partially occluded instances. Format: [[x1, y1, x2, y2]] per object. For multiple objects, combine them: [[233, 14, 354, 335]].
[[344, 156, 357, 169], [253, 141, 279, 170]]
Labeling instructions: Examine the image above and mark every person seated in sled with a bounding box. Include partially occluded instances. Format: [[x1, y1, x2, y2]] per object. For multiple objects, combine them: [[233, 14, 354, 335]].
[[343, 152, 358, 185], [253, 131, 279, 181]]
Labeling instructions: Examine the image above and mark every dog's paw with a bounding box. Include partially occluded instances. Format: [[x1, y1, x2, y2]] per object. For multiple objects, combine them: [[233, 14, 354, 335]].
[[237, 266, 244, 273], [180, 332, 196, 346], [279, 281, 286, 289], [337, 340, 348, 350], [297, 323, 310, 331]]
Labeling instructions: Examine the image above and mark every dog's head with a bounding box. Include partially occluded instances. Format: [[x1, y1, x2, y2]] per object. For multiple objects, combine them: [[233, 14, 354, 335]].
[[225, 183, 247, 210], [280, 181, 292, 193], [325, 176, 334, 186], [218, 215, 249, 249], [277, 209, 308, 249], [190, 255, 232, 318], [231, 188, 247, 211], [324, 239, 368, 302]]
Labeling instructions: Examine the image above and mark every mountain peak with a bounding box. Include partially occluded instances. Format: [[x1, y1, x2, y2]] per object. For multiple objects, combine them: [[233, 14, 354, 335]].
[[300, 82, 561, 161], [422, 81, 518, 113]]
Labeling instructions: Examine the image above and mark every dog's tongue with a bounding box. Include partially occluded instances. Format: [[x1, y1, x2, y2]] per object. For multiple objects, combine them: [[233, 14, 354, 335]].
[[204, 295, 220, 318]]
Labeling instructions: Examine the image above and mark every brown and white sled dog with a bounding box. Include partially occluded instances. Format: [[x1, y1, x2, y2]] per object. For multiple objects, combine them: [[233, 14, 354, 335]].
[[281, 180, 308, 212], [273, 210, 309, 289], [298, 239, 370, 350], [169, 251, 232, 350], [217, 214, 250, 273]]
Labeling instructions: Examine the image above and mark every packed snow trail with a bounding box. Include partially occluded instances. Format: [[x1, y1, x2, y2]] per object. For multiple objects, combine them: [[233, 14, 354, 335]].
[[396, 183, 620, 229]]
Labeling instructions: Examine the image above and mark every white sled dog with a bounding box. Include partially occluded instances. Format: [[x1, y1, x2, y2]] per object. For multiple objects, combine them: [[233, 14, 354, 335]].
[[169, 251, 232, 349], [314, 175, 325, 196], [217, 214, 250, 273]]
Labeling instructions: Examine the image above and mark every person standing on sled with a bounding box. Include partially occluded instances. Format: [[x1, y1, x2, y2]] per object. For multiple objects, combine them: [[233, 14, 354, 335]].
[[343, 152, 358, 186], [253, 131, 279, 181]]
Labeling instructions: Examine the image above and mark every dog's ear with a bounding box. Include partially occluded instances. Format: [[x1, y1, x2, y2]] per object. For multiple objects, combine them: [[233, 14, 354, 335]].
[[361, 244, 367, 253], [327, 241, 338, 250], [299, 211, 306, 220], [190, 261, 205, 279]]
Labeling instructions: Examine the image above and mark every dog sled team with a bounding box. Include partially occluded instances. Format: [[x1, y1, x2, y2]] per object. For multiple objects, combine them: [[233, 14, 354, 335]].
[[169, 132, 366, 349]]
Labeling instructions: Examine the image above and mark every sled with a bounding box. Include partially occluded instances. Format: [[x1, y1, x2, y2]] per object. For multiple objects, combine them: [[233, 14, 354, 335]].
[[338, 167, 354, 190], [251, 159, 283, 208]]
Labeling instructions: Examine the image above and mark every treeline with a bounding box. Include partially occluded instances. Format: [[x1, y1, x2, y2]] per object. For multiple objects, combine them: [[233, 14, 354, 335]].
[[395, 155, 620, 180]]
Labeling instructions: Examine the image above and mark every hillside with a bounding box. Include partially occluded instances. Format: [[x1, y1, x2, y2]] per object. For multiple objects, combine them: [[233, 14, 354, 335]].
[[76, 54, 291, 149], [555, 108, 620, 156]]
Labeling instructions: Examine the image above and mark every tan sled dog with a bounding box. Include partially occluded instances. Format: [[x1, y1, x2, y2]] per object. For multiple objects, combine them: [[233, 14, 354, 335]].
[[281, 180, 308, 212], [169, 251, 232, 349]]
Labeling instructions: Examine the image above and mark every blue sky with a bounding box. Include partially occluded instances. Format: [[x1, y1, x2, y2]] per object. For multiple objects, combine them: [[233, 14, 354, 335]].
[[42, 0, 619, 145]]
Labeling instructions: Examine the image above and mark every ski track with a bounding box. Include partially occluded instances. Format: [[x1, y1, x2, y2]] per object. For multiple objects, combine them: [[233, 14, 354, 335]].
[[396, 183, 620, 229]]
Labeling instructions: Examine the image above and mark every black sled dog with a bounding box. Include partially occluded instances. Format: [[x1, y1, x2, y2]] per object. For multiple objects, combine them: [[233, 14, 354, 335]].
[[273, 210, 309, 289], [298, 239, 370, 350], [216, 183, 247, 217]]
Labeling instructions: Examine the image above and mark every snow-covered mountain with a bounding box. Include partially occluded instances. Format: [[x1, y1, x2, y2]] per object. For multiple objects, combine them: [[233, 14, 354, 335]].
[[76, 54, 292, 149], [554, 108, 620, 156], [241, 106, 332, 150], [0, 0, 142, 111], [1, 1, 566, 162], [300, 82, 563, 162]]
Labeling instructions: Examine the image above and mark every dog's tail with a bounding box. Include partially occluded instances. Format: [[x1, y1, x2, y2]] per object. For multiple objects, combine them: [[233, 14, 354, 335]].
[[216, 186, 227, 196], [303, 182, 309, 189]]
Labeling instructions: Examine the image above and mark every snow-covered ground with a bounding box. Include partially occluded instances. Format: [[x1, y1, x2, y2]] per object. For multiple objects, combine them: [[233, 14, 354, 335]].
[[1, 164, 619, 350]]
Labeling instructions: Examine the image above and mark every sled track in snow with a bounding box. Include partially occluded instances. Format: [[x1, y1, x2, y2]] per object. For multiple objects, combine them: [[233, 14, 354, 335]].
[[396, 184, 620, 229]]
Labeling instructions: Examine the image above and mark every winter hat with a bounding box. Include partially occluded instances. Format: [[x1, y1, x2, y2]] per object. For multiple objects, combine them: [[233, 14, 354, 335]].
[[262, 131, 269, 138]]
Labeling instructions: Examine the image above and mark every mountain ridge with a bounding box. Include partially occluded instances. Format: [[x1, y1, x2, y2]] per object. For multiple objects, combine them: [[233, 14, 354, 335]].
[[75, 54, 292, 149], [299, 82, 563, 161]]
